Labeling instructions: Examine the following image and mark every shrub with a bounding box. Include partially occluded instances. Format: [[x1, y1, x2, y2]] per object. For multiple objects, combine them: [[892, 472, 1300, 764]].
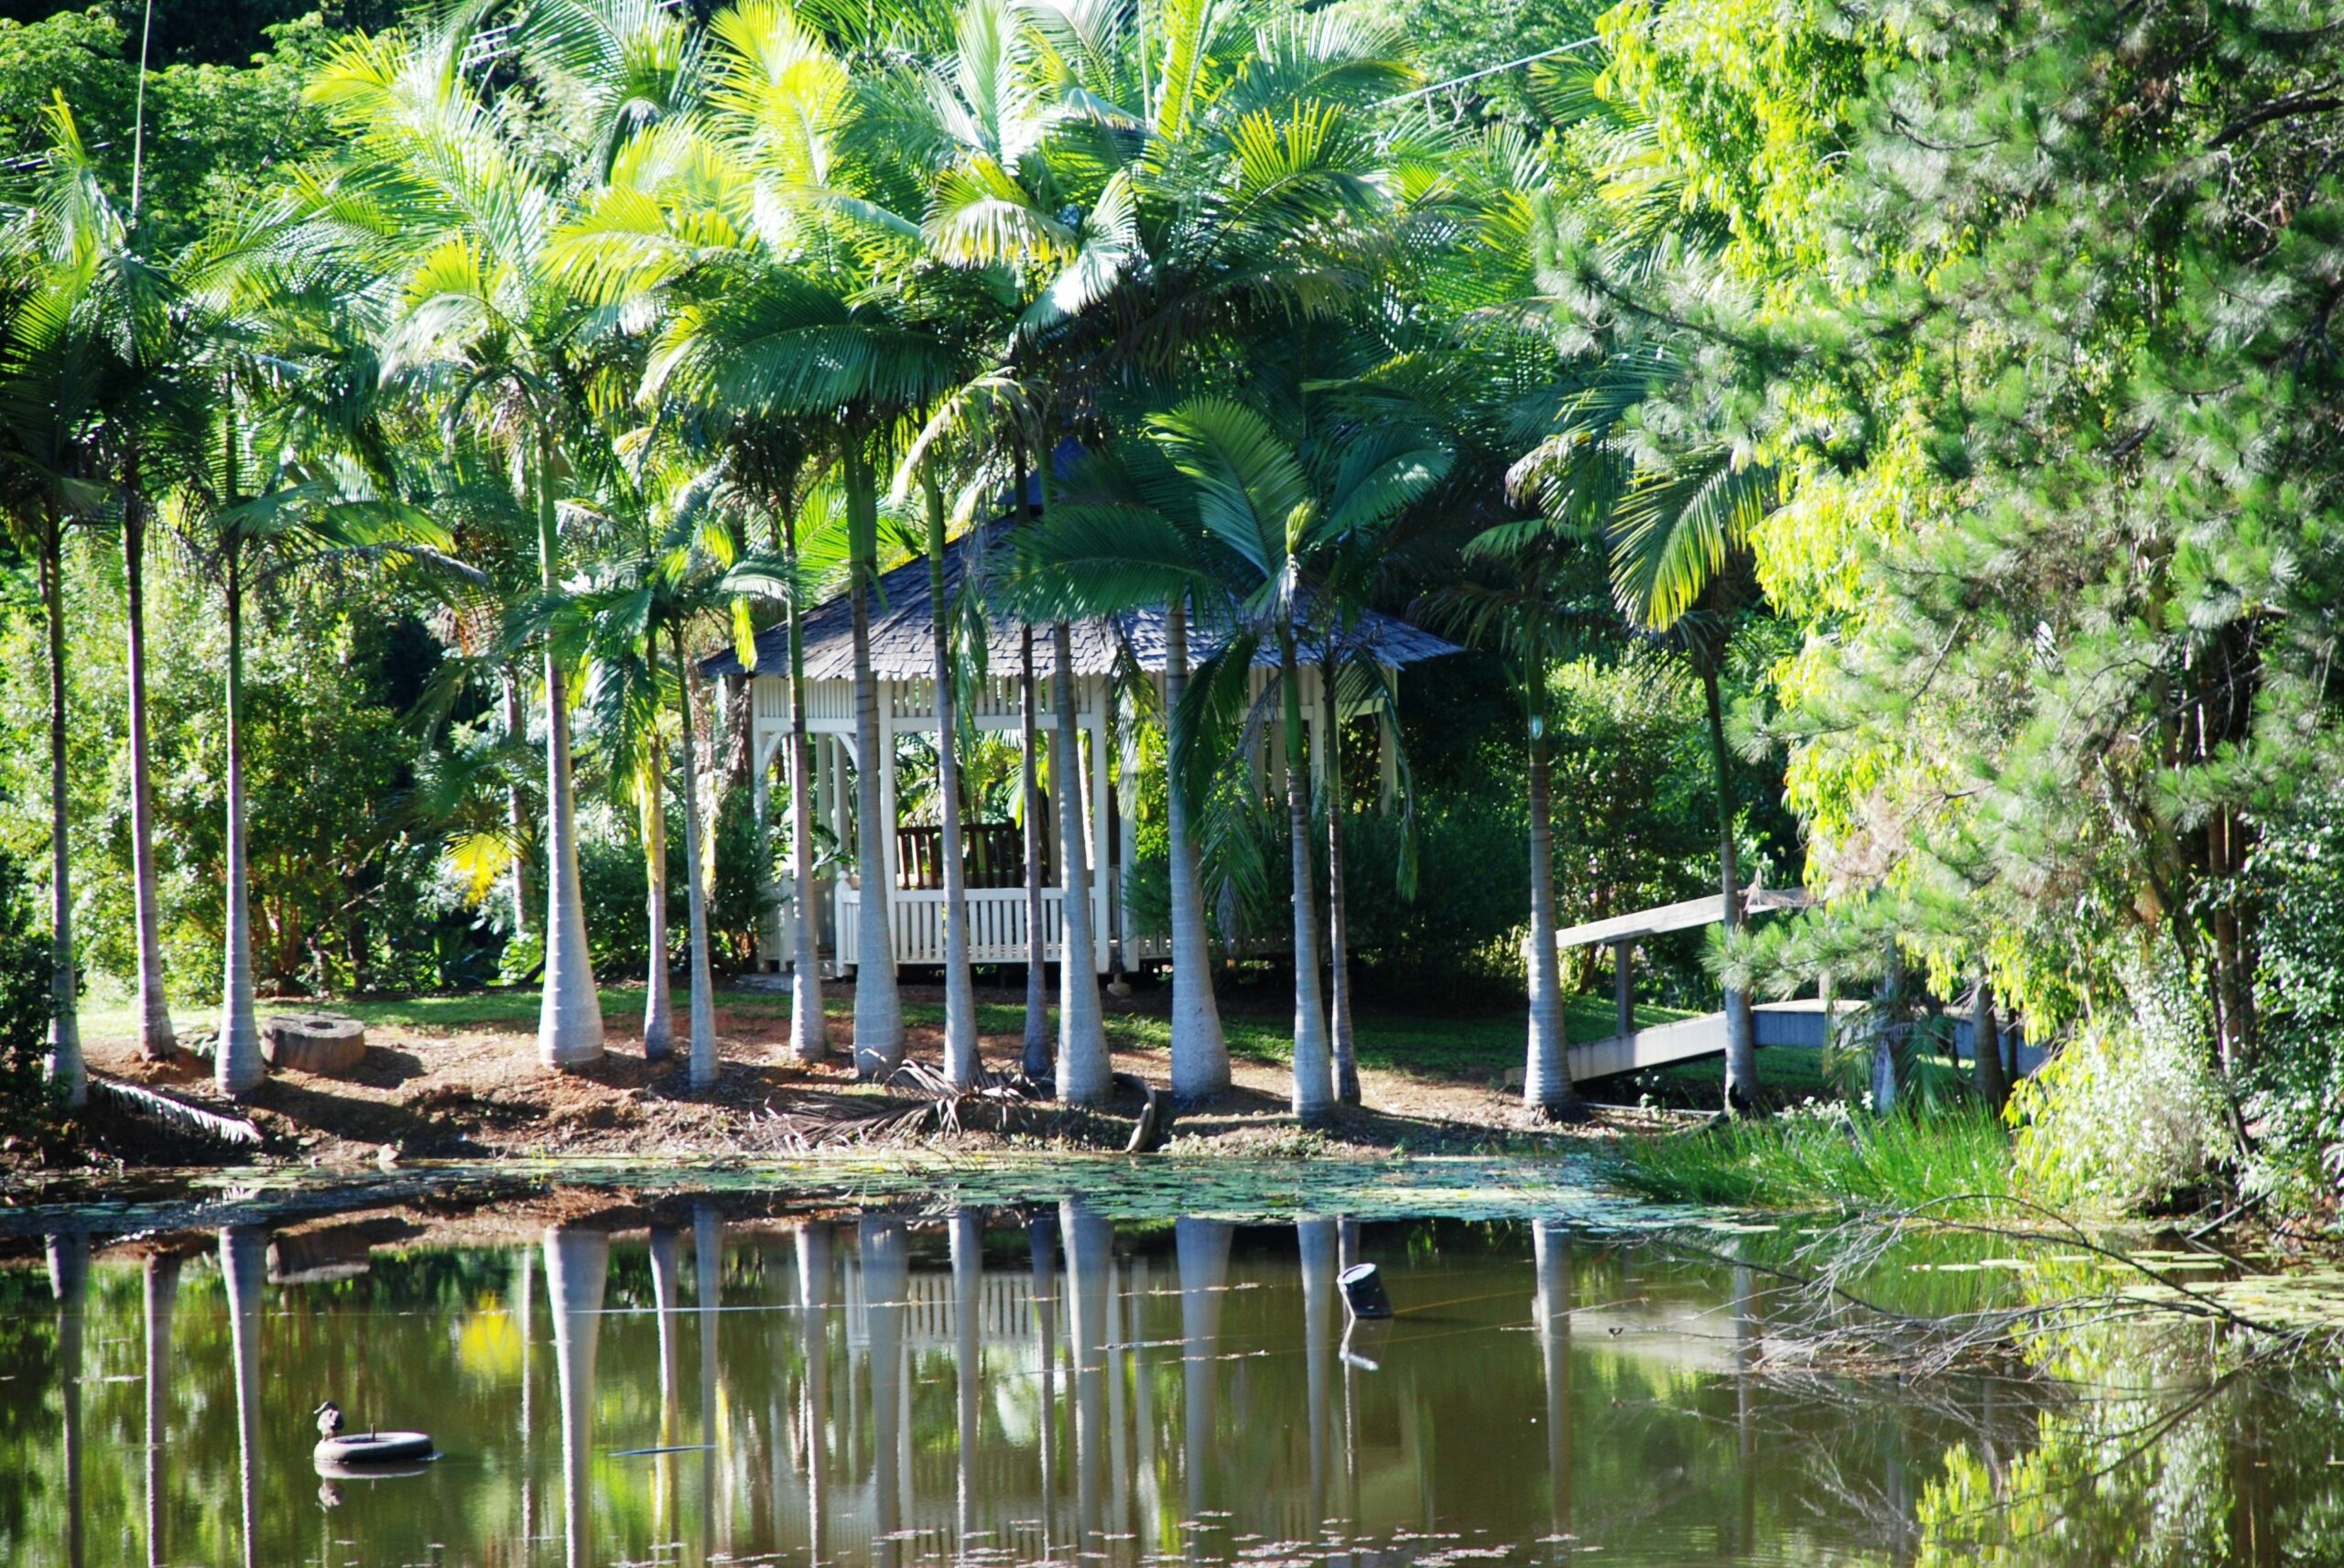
[[2009, 935, 2234, 1215]]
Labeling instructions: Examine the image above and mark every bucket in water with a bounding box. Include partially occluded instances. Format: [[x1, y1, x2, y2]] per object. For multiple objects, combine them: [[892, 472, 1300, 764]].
[[1338, 1261, 1393, 1319]]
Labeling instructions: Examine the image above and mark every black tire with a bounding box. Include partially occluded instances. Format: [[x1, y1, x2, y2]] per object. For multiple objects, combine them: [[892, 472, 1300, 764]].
[[314, 1432, 435, 1465]]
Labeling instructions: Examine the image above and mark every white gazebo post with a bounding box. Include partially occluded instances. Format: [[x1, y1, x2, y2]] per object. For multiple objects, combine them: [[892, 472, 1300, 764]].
[[1114, 688, 1139, 989], [875, 692, 899, 931]]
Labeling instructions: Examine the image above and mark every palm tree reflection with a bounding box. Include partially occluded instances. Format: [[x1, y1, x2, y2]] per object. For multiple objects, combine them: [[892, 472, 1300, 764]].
[[546, 1224, 610, 1568], [219, 1227, 265, 1568]]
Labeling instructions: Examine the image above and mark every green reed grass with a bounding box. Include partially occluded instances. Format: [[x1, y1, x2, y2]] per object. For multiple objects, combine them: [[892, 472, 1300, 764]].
[[1601, 1104, 2016, 1211]]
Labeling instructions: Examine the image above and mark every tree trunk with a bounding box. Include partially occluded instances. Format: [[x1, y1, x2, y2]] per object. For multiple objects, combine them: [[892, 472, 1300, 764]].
[[1872, 940, 1904, 1114], [928, 478, 979, 1088], [1523, 655, 1584, 1120], [1703, 666, 1758, 1114], [39, 521, 83, 1106], [218, 556, 265, 1098], [1971, 968, 2008, 1112], [1021, 623, 1050, 1077], [1282, 629, 1333, 1122], [123, 458, 175, 1060], [846, 440, 902, 1076], [1053, 622, 1111, 1106], [1164, 597, 1228, 1101], [643, 646, 674, 1064], [675, 627, 718, 1090], [537, 431, 605, 1069], [1320, 657, 1360, 1104], [783, 502, 826, 1064], [503, 668, 536, 936]]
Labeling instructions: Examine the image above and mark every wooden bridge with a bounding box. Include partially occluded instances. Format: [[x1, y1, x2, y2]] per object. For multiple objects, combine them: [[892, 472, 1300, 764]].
[[1556, 889, 2031, 1083]]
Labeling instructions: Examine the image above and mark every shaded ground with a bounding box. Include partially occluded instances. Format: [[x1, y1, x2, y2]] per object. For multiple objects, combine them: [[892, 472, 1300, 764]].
[[47, 974, 1828, 1173]]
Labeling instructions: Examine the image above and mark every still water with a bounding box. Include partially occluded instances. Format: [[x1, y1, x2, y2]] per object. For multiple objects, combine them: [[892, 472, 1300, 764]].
[[0, 1197, 2335, 1567]]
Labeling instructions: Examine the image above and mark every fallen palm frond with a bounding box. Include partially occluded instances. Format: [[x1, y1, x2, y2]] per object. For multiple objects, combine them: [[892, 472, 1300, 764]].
[[89, 1075, 264, 1145]]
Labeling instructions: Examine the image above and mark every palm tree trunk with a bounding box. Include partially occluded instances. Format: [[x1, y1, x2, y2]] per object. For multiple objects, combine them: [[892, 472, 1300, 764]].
[[1319, 656, 1359, 1104], [644, 648, 674, 1065], [783, 503, 826, 1064], [1281, 629, 1332, 1122], [1972, 968, 2008, 1111], [39, 519, 83, 1107], [1053, 622, 1111, 1105], [1021, 624, 1050, 1076], [503, 667, 536, 936], [1524, 652, 1585, 1120], [1164, 596, 1228, 1101], [218, 554, 264, 1098], [846, 440, 901, 1076], [537, 432, 605, 1069], [675, 627, 718, 1090], [1702, 665, 1758, 1114], [123, 459, 175, 1060], [928, 478, 979, 1087]]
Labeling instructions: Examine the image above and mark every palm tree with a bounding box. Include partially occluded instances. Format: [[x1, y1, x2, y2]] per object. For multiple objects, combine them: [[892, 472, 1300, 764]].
[[920, 470, 982, 1087], [169, 379, 443, 1097], [1021, 442, 1232, 1098], [562, 0, 970, 1079], [0, 100, 170, 1106], [288, 0, 707, 1070], [1036, 397, 1447, 1120], [720, 444, 838, 1066], [1519, 404, 1775, 1112], [1430, 534, 1595, 1121], [566, 453, 740, 1088]]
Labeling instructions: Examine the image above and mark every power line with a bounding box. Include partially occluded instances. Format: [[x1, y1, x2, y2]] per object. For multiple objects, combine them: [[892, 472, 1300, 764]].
[[1379, 37, 1602, 107]]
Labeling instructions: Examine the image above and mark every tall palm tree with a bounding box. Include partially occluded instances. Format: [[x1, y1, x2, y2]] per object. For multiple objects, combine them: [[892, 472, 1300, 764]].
[[913, 0, 1416, 1098], [566, 452, 739, 1088], [0, 100, 177, 1106], [1035, 398, 1446, 1119], [920, 470, 982, 1087], [15, 99, 188, 1064], [1020, 441, 1231, 1097], [289, 0, 705, 1070], [720, 446, 841, 1066], [1430, 535, 1595, 1121], [169, 384, 443, 1097], [563, 0, 970, 1078]]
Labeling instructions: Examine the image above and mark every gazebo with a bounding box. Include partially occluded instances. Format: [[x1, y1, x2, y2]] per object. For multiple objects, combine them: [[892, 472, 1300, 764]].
[[707, 524, 1458, 977]]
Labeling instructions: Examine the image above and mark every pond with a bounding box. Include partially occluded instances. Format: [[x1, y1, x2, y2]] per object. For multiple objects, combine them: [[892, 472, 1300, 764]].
[[1, 1181, 2339, 1566]]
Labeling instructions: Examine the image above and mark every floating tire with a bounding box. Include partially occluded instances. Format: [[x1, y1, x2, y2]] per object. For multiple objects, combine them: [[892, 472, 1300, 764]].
[[314, 1432, 435, 1466]]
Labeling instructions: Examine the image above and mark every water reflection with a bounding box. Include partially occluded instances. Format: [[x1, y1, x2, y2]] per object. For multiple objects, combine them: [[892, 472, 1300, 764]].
[[2, 1202, 2334, 1566]]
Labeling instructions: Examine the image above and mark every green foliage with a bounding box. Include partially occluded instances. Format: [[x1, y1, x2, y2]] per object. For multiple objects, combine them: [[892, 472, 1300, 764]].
[[2240, 792, 2344, 1220], [0, 7, 347, 248], [0, 847, 53, 1133], [705, 783, 776, 968], [1602, 1102, 2015, 1211]]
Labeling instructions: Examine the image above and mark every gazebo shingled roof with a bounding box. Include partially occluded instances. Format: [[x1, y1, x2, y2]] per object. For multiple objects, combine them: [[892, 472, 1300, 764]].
[[701, 521, 1460, 682]]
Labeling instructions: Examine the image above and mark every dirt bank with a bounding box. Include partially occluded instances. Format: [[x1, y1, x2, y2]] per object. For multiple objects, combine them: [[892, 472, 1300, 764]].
[[39, 980, 1666, 1174]]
